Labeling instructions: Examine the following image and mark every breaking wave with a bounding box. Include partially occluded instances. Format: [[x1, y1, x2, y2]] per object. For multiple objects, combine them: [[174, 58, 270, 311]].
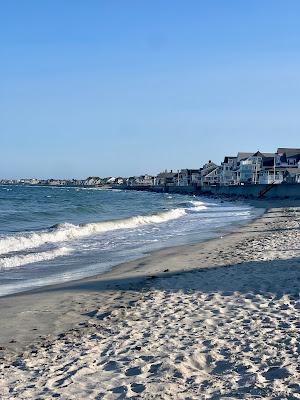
[[0, 208, 186, 256], [0, 247, 72, 270]]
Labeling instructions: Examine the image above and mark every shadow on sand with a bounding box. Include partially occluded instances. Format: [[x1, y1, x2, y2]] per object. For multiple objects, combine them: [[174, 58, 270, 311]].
[[39, 255, 300, 300]]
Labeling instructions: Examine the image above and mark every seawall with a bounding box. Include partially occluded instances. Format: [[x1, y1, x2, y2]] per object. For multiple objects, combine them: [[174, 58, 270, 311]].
[[201, 183, 300, 199], [114, 185, 200, 195], [114, 184, 300, 199]]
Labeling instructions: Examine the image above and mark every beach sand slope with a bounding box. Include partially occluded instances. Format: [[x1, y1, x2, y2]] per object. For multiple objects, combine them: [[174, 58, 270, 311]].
[[0, 206, 300, 399]]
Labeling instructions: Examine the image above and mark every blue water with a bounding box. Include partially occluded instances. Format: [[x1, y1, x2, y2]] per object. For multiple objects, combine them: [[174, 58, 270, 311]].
[[0, 185, 260, 296]]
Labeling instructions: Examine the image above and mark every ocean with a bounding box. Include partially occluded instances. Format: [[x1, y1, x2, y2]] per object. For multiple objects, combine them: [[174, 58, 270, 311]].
[[0, 185, 261, 296]]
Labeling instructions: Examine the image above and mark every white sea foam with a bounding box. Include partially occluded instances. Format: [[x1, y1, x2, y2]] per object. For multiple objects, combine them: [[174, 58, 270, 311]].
[[0, 247, 72, 270], [188, 200, 208, 211], [0, 208, 186, 256]]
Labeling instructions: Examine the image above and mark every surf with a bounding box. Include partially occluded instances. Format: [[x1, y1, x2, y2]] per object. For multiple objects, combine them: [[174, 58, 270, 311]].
[[0, 208, 187, 256]]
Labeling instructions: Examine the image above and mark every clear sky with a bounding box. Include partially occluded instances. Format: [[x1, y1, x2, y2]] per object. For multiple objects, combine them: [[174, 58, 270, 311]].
[[1, 1, 300, 179]]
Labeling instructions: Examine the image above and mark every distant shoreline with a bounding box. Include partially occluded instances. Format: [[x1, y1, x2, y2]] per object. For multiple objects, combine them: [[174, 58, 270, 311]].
[[0, 183, 113, 189], [2, 181, 300, 200]]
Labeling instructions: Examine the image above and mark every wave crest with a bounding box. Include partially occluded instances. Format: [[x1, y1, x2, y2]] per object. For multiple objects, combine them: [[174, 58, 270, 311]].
[[188, 200, 208, 211], [0, 208, 186, 256], [0, 247, 72, 270]]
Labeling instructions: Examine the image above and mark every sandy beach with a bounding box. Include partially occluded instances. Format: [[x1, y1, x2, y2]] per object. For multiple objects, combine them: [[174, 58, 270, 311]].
[[0, 201, 300, 399]]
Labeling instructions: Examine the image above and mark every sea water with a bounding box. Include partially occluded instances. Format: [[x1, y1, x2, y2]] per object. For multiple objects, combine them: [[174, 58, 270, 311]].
[[0, 185, 261, 296]]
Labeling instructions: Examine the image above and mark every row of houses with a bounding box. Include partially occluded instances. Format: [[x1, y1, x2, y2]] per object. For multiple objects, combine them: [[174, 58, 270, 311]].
[[220, 148, 300, 185], [0, 177, 124, 187], [123, 148, 300, 188], [2, 147, 299, 189]]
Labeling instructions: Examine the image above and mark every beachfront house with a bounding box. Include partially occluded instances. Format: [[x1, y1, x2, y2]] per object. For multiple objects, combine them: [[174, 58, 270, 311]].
[[178, 169, 201, 186], [233, 152, 254, 184], [155, 171, 177, 187], [259, 167, 287, 184], [259, 148, 300, 184], [115, 177, 125, 185], [106, 177, 117, 184], [142, 175, 155, 186], [282, 168, 300, 183], [200, 161, 220, 186], [191, 170, 202, 186], [238, 151, 275, 184], [202, 166, 221, 186], [276, 148, 300, 167], [220, 156, 237, 185], [126, 176, 136, 186], [84, 177, 103, 186], [134, 175, 155, 186]]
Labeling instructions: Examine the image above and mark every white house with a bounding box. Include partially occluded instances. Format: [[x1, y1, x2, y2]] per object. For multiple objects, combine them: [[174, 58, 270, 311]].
[[134, 175, 155, 186], [259, 166, 300, 184], [106, 177, 117, 184], [259, 148, 300, 184], [220, 156, 237, 185], [202, 166, 221, 186], [116, 177, 125, 185], [238, 151, 275, 184], [259, 168, 286, 185]]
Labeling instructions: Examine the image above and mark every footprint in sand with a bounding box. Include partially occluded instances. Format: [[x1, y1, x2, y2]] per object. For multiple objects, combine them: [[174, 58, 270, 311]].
[[149, 363, 162, 374], [263, 367, 290, 380], [131, 383, 145, 394], [111, 385, 127, 394], [103, 360, 120, 371], [125, 366, 142, 376]]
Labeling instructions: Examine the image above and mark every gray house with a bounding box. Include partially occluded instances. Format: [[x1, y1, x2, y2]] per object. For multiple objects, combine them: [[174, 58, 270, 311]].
[[155, 171, 177, 186], [276, 148, 300, 167]]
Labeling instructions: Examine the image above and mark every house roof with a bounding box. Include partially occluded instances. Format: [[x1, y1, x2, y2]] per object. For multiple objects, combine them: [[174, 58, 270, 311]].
[[237, 151, 275, 162], [180, 168, 200, 173], [202, 161, 218, 169], [263, 153, 276, 158], [237, 152, 255, 161], [277, 148, 300, 158], [252, 151, 264, 157], [203, 167, 220, 177], [223, 156, 237, 163], [250, 151, 275, 158], [157, 172, 177, 178]]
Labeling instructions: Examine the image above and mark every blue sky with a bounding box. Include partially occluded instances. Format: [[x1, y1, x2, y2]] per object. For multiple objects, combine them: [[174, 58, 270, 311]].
[[1, 1, 300, 179]]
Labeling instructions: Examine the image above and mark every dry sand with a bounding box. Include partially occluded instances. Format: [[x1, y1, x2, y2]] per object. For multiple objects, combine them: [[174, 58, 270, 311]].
[[0, 203, 300, 399]]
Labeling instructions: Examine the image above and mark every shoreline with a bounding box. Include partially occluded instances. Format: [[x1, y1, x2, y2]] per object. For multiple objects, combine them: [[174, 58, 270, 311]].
[[0, 203, 265, 300], [1, 201, 300, 398], [0, 198, 298, 350], [0, 199, 268, 354], [0, 194, 263, 300]]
